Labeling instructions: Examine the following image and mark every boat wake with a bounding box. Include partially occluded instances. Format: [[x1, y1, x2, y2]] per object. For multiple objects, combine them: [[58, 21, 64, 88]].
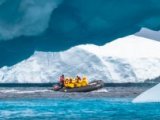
[[91, 88, 108, 93]]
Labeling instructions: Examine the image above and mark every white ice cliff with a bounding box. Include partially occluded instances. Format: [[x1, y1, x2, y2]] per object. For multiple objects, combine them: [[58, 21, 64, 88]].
[[1, 34, 160, 83]]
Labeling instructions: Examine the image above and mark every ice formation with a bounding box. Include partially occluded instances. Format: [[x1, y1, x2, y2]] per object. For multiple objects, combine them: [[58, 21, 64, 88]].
[[1, 35, 160, 83], [133, 83, 160, 103]]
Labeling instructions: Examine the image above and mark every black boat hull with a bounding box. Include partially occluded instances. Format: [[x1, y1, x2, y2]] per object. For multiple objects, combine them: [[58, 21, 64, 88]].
[[54, 80, 104, 92]]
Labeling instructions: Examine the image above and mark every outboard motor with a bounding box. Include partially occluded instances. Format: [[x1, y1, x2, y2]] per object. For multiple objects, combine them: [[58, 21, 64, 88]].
[[53, 84, 61, 91]]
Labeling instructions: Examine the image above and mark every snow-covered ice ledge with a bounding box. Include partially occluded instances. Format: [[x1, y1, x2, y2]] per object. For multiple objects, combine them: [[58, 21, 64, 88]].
[[1, 28, 160, 83], [133, 83, 160, 103]]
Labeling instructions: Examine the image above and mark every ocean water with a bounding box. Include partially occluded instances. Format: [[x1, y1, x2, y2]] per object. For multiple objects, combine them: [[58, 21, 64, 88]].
[[0, 98, 160, 120]]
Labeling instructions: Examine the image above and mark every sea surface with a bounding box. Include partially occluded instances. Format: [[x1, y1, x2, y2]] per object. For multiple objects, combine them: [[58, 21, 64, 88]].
[[0, 83, 159, 120], [0, 98, 160, 120]]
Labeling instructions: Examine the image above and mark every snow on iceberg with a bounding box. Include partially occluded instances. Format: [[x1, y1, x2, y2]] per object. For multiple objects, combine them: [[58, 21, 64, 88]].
[[1, 35, 160, 83], [136, 28, 160, 41], [133, 83, 160, 103]]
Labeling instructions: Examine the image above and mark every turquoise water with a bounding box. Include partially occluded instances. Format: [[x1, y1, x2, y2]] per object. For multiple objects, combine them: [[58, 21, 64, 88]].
[[0, 98, 160, 120]]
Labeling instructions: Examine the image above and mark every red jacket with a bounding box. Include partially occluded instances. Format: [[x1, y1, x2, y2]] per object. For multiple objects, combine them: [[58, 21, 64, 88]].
[[59, 76, 64, 83]]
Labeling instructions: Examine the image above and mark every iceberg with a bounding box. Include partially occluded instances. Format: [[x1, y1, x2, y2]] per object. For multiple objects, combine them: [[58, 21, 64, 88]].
[[0, 0, 62, 40], [133, 83, 160, 103], [1, 35, 160, 83], [1, 0, 160, 67], [136, 28, 160, 41]]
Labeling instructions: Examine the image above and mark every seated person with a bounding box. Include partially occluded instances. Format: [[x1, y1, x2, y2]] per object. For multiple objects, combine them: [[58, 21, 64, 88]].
[[64, 77, 69, 88], [67, 78, 75, 88], [81, 76, 89, 87], [72, 78, 76, 85], [75, 76, 82, 88]]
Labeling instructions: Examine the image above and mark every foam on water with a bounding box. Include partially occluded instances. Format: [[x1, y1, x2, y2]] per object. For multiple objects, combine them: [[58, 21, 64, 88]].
[[0, 89, 50, 94], [91, 88, 108, 93], [0, 109, 35, 118]]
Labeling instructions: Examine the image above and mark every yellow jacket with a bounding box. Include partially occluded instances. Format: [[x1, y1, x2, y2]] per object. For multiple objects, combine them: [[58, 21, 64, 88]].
[[81, 77, 88, 87], [64, 77, 69, 87], [64, 76, 89, 88], [65, 78, 75, 88]]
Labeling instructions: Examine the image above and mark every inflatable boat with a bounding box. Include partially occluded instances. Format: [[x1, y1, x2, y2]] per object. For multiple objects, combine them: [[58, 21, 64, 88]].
[[53, 80, 104, 92]]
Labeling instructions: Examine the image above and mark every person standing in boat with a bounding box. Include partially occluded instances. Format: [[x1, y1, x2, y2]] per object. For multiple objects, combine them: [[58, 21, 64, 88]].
[[59, 74, 65, 88]]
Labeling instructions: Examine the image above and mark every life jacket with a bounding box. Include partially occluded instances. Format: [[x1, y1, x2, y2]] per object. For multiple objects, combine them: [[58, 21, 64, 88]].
[[81, 76, 88, 87], [64, 77, 69, 87], [68, 83, 74, 88], [72, 79, 76, 84], [75, 78, 82, 87], [69, 78, 76, 88]]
